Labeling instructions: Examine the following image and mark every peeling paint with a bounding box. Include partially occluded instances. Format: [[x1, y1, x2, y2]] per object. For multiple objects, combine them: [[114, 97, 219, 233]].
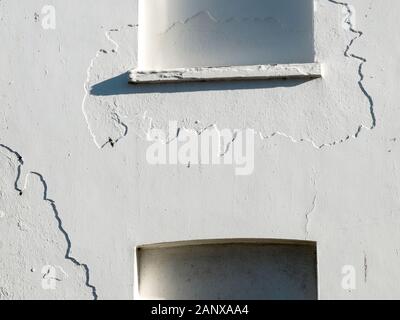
[[82, 28, 125, 149], [83, 1, 375, 151]]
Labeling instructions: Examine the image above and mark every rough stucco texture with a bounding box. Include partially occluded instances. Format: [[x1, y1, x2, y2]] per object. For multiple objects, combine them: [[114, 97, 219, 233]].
[[1, 0, 400, 299]]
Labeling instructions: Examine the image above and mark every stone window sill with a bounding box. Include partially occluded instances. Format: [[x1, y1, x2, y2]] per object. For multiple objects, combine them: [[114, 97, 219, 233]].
[[129, 63, 321, 84]]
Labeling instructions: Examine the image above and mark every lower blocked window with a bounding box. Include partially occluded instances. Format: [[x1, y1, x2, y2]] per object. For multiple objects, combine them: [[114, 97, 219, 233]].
[[136, 240, 318, 300]]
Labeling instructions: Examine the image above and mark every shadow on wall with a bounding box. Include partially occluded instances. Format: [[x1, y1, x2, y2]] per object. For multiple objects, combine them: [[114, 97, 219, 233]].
[[90, 72, 315, 96]]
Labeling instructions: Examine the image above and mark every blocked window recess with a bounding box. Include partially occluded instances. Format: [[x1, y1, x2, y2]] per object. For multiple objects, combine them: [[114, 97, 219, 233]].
[[130, 0, 321, 84], [135, 239, 318, 300]]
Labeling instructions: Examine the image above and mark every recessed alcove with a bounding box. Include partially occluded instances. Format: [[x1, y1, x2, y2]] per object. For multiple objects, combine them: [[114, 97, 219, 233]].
[[135, 239, 318, 300], [130, 0, 320, 83]]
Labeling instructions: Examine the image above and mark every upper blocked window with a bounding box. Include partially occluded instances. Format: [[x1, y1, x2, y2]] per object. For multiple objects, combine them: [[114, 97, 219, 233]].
[[131, 0, 319, 83]]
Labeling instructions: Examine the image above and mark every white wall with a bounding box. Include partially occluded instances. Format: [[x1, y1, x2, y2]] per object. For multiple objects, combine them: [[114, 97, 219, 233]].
[[1, 0, 400, 300]]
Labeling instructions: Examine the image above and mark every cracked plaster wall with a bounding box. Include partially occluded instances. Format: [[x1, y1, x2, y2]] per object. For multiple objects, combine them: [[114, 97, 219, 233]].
[[1, 0, 400, 299]]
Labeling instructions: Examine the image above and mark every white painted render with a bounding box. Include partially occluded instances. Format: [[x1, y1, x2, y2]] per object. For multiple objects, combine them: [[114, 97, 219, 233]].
[[0, 0, 399, 300]]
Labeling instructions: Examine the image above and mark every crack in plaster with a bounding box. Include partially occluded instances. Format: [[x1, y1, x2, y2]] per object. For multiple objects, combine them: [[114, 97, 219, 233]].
[[107, 105, 129, 148], [305, 194, 317, 240], [331, 1, 376, 128], [101, 109, 129, 149], [42, 267, 62, 282], [0, 144, 98, 300], [42, 265, 69, 282], [364, 251, 368, 283], [31, 172, 98, 299], [220, 131, 238, 157], [127, 110, 244, 165], [82, 51, 103, 149], [141, 118, 241, 160], [257, 1, 376, 149], [161, 10, 288, 34], [304, 173, 318, 240], [0, 143, 24, 195]]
